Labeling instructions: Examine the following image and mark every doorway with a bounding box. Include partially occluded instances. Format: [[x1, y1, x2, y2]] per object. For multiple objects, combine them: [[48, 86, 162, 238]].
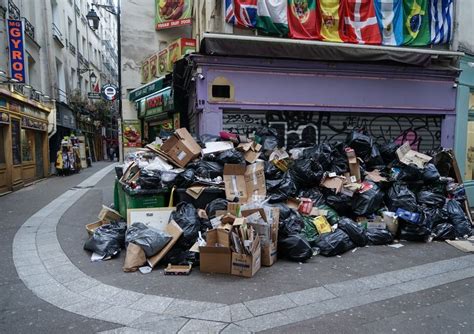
[[35, 131, 44, 178]]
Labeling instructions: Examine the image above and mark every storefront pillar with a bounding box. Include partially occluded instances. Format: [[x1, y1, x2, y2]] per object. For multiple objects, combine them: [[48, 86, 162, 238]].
[[441, 114, 456, 149], [198, 106, 222, 136]]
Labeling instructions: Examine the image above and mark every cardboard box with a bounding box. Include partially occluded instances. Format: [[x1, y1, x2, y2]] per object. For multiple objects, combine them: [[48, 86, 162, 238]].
[[396, 142, 432, 168], [147, 220, 183, 268], [245, 162, 266, 198], [200, 229, 232, 274], [202, 142, 234, 156], [98, 205, 122, 222], [231, 236, 261, 278], [261, 222, 278, 266], [127, 207, 175, 229], [159, 128, 201, 168], [320, 175, 346, 193], [237, 141, 262, 164], [346, 148, 361, 182], [223, 164, 248, 202]]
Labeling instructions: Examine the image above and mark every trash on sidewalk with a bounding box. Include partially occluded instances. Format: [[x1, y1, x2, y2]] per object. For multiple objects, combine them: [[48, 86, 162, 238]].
[[87, 126, 474, 277], [164, 263, 192, 275]]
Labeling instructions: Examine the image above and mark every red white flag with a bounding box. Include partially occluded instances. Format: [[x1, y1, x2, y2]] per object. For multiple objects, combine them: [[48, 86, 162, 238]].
[[342, 0, 382, 44]]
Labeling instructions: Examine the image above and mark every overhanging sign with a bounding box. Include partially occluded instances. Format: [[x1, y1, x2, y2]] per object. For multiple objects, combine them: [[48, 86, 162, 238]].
[[87, 92, 101, 100], [7, 19, 26, 83], [128, 78, 165, 101], [101, 84, 119, 101], [145, 87, 173, 118]]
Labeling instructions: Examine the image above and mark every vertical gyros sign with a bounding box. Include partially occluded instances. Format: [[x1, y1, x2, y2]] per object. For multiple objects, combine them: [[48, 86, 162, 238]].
[[155, 0, 193, 30], [7, 19, 26, 83]]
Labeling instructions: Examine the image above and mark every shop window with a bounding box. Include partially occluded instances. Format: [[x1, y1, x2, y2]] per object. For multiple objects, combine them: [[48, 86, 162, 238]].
[[11, 119, 21, 165], [209, 77, 234, 102], [21, 129, 35, 163], [0, 126, 5, 164], [465, 91, 474, 181]]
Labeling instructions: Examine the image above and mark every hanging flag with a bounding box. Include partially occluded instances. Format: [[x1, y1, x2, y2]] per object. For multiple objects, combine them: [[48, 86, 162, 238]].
[[342, 0, 382, 45], [225, 0, 258, 29], [374, 0, 403, 46], [430, 0, 453, 44], [256, 0, 289, 37], [288, 0, 321, 40], [319, 0, 345, 42], [403, 0, 430, 45]]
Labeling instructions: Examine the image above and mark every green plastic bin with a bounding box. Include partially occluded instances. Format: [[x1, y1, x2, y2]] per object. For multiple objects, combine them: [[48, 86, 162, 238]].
[[114, 179, 170, 218]]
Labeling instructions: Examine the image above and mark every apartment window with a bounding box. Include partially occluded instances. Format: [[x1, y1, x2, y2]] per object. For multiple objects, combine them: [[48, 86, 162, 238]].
[[68, 18, 73, 43], [21, 129, 34, 163], [51, 0, 59, 26], [82, 36, 86, 55], [71, 68, 76, 89], [88, 42, 92, 59]]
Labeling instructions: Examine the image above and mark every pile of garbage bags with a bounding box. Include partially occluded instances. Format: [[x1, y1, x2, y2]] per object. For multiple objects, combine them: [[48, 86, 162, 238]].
[[84, 127, 473, 271]]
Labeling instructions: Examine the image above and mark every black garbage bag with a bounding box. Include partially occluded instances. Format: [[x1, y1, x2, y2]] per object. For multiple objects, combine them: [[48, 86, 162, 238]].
[[399, 215, 431, 242], [326, 193, 353, 216], [346, 131, 373, 160], [446, 200, 473, 238], [264, 161, 283, 180], [366, 228, 394, 245], [188, 161, 224, 179], [302, 143, 334, 171], [298, 188, 326, 206], [161, 246, 200, 266], [432, 223, 456, 241], [385, 183, 418, 212], [396, 163, 423, 182], [417, 191, 446, 208], [84, 221, 127, 257], [315, 229, 355, 256], [352, 182, 384, 216], [266, 172, 298, 203], [337, 218, 368, 247], [279, 211, 305, 238], [290, 159, 324, 187], [268, 202, 292, 220], [136, 171, 161, 190], [422, 163, 441, 183], [379, 141, 400, 164], [215, 149, 245, 165], [125, 222, 172, 257], [255, 127, 279, 151], [428, 149, 452, 177], [175, 169, 195, 188], [278, 235, 313, 262], [423, 206, 449, 228], [205, 198, 228, 219], [200, 134, 220, 144], [170, 203, 201, 248], [365, 144, 385, 170]]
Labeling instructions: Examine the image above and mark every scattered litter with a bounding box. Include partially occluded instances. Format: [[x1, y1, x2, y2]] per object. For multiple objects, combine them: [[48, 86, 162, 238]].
[[388, 243, 405, 249], [139, 266, 152, 274]]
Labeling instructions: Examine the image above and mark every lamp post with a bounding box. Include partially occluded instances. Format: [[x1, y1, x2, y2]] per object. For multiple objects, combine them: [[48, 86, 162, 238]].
[[86, 1, 122, 161]]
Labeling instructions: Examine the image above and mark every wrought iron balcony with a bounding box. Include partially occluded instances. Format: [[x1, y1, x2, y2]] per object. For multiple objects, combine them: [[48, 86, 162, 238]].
[[78, 52, 86, 65], [52, 23, 64, 47], [69, 43, 76, 55], [8, 0, 20, 20], [24, 17, 35, 40]]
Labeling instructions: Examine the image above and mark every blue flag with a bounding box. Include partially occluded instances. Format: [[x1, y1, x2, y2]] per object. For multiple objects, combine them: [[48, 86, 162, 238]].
[[430, 0, 453, 44], [374, 0, 404, 46]]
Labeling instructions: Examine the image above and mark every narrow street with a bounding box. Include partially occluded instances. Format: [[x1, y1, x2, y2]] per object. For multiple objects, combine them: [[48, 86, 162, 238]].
[[0, 163, 472, 333]]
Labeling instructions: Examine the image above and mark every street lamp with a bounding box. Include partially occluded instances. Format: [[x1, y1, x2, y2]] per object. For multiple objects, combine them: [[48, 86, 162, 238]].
[[90, 72, 97, 85], [86, 1, 122, 162]]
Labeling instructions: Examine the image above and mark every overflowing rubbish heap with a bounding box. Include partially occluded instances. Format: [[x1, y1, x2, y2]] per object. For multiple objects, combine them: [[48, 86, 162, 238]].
[[84, 127, 473, 277]]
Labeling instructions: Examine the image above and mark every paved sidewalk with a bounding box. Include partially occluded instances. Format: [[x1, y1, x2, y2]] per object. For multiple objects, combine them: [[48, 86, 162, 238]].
[[2, 164, 474, 333]]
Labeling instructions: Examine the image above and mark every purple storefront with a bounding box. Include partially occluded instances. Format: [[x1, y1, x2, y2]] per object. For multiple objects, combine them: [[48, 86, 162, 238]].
[[175, 35, 461, 152]]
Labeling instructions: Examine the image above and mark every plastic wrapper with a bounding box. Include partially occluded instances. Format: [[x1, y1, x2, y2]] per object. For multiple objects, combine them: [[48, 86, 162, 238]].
[[188, 160, 224, 179], [315, 229, 355, 257], [298, 188, 326, 206], [125, 222, 172, 257], [170, 203, 201, 249], [175, 169, 196, 188], [366, 228, 394, 245], [385, 183, 418, 212], [417, 191, 446, 208], [200, 134, 221, 143], [160, 170, 181, 188], [422, 163, 441, 183], [84, 221, 127, 257], [215, 149, 245, 165], [315, 204, 340, 225], [143, 156, 174, 172], [290, 159, 324, 187], [351, 182, 384, 216], [446, 200, 473, 238], [432, 223, 456, 241], [205, 198, 228, 219], [337, 218, 368, 247], [278, 235, 313, 262], [302, 216, 318, 246]]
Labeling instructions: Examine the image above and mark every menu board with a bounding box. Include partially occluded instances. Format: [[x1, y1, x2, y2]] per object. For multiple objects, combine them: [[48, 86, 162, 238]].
[[11, 119, 21, 165]]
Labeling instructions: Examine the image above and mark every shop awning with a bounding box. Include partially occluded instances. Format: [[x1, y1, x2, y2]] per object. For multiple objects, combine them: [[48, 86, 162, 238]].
[[128, 74, 172, 102], [200, 33, 464, 67]]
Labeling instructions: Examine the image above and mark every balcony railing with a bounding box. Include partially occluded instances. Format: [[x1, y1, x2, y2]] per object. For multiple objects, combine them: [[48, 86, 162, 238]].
[[24, 17, 35, 40], [74, 4, 80, 15], [8, 0, 20, 20], [78, 52, 86, 65], [52, 23, 64, 47], [69, 44, 76, 55]]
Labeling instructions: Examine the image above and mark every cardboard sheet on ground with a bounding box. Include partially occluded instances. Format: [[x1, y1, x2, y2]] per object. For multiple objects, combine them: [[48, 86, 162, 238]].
[[147, 220, 183, 268], [446, 239, 474, 253], [127, 208, 175, 230]]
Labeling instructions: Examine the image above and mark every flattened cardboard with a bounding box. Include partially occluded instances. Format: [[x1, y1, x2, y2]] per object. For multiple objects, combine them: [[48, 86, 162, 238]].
[[366, 169, 388, 183], [223, 164, 248, 202], [147, 220, 183, 268], [231, 237, 261, 278], [202, 142, 234, 156], [320, 176, 345, 193], [261, 221, 278, 266], [159, 128, 201, 168], [185, 186, 206, 199], [396, 142, 432, 168], [245, 162, 266, 198], [237, 141, 262, 164], [200, 229, 232, 274], [98, 205, 122, 222], [127, 207, 175, 229]]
